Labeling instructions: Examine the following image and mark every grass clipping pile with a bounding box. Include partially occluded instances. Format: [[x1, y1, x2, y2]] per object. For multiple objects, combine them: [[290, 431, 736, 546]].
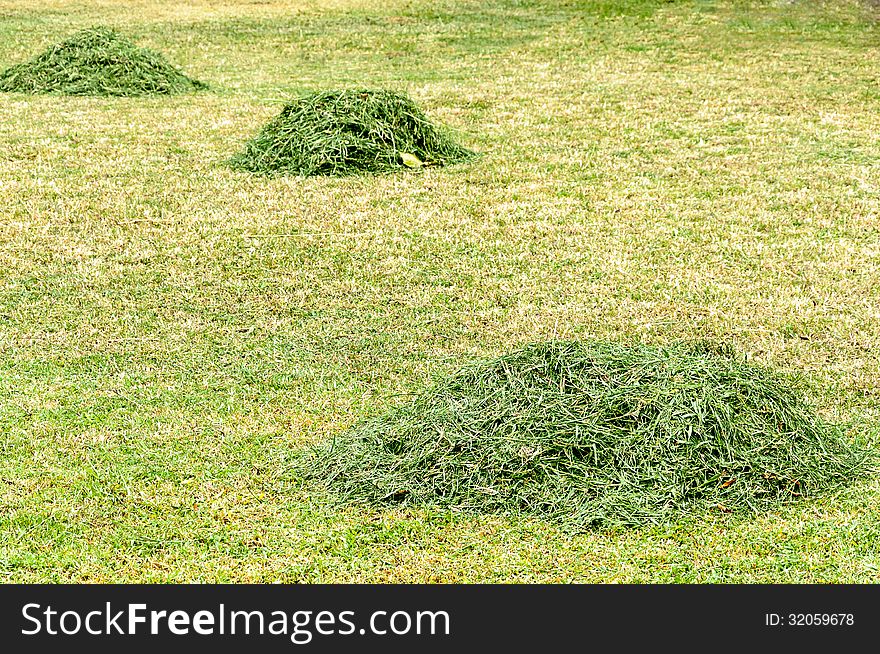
[[299, 341, 871, 529], [230, 89, 476, 176], [0, 27, 206, 96]]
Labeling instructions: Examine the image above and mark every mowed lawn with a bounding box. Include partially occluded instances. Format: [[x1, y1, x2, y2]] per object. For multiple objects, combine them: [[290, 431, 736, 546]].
[[1, 0, 879, 582]]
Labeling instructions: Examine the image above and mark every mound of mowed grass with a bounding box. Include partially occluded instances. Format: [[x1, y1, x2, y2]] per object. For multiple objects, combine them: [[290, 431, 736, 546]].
[[230, 89, 476, 176], [0, 27, 207, 96], [298, 341, 872, 529]]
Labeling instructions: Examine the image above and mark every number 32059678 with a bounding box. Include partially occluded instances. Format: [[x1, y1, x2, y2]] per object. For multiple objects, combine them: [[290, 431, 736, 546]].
[[765, 613, 854, 626]]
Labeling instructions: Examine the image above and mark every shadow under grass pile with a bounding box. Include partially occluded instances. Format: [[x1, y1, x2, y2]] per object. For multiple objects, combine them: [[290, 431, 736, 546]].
[[298, 340, 871, 529], [230, 89, 476, 176], [0, 26, 206, 96]]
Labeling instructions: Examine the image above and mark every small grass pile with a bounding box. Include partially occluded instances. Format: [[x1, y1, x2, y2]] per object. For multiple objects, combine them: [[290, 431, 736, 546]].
[[0, 26, 206, 96], [298, 340, 871, 529], [230, 89, 476, 176]]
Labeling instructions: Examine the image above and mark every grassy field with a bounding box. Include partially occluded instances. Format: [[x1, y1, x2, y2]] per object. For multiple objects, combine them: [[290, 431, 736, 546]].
[[1, 0, 879, 582]]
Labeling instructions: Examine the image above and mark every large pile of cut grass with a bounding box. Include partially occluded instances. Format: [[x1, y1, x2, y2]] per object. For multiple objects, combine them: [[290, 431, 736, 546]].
[[298, 340, 872, 529], [230, 89, 476, 176], [0, 27, 207, 96]]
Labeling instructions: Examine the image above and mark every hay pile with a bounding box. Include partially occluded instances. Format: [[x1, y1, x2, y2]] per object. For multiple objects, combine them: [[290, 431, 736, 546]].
[[230, 89, 476, 176], [298, 341, 870, 528], [0, 27, 206, 96]]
